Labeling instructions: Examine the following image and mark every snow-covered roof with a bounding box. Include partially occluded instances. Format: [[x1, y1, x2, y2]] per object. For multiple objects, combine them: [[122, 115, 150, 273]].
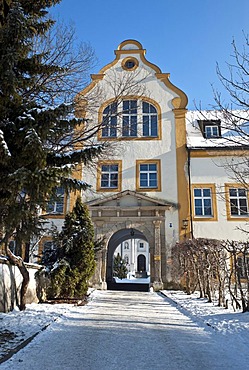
[[186, 110, 249, 149]]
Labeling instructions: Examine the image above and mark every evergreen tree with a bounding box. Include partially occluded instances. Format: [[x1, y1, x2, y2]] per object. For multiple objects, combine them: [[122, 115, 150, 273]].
[[113, 254, 128, 280], [0, 1, 104, 309], [47, 196, 96, 299]]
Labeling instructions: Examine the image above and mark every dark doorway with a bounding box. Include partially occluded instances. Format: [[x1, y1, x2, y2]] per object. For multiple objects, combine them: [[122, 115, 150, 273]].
[[137, 254, 146, 272]]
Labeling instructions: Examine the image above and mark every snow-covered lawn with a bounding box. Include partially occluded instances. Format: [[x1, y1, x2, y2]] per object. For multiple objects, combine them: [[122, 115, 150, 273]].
[[161, 290, 249, 335], [0, 289, 248, 363]]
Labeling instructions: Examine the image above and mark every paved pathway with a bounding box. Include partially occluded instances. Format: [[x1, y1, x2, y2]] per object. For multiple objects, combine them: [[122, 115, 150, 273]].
[[1, 290, 248, 369]]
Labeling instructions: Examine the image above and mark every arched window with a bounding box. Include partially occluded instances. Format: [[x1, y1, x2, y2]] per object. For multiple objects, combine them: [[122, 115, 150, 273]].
[[142, 102, 158, 137], [101, 99, 159, 139], [102, 102, 117, 137], [122, 100, 137, 137]]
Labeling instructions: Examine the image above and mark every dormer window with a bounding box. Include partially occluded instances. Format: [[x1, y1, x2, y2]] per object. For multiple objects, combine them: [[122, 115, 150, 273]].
[[198, 120, 221, 139], [205, 125, 219, 138]]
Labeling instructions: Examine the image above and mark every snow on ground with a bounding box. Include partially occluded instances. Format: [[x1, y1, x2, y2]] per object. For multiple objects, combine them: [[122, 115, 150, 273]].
[[0, 289, 248, 363], [161, 290, 249, 335]]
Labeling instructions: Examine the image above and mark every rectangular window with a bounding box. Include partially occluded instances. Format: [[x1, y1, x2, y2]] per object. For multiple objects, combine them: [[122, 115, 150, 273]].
[[101, 164, 119, 188], [47, 187, 65, 214], [229, 188, 248, 216], [136, 160, 161, 192], [192, 184, 217, 221], [205, 125, 219, 138], [194, 188, 212, 216], [122, 100, 137, 137], [97, 161, 122, 192]]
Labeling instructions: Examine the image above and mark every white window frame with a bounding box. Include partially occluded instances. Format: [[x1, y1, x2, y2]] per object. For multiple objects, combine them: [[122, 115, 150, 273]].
[[101, 99, 159, 139], [47, 187, 65, 214], [193, 188, 213, 217], [139, 163, 158, 188], [100, 164, 119, 189], [229, 188, 248, 216], [205, 125, 219, 138]]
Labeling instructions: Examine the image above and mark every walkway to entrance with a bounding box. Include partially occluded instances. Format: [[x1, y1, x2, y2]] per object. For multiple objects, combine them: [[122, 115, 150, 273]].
[[2, 291, 249, 369]]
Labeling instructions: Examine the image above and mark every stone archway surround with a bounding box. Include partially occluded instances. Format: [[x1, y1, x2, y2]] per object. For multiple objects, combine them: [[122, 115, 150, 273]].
[[86, 190, 173, 291]]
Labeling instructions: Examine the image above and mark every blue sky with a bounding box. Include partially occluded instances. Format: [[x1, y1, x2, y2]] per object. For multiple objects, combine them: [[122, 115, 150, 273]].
[[50, 0, 249, 110]]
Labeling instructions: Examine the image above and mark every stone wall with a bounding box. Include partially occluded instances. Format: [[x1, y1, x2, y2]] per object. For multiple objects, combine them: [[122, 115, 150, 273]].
[[0, 258, 40, 312]]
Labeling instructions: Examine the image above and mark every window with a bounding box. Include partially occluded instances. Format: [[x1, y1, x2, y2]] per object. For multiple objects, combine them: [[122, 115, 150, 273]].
[[122, 100, 137, 137], [136, 160, 161, 192], [205, 125, 219, 138], [197, 120, 221, 138], [122, 57, 139, 71], [229, 188, 248, 216], [139, 242, 144, 249], [99, 99, 160, 140], [124, 242, 129, 250], [97, 161, 122, 192], [194, 188, 212, 216], [46, 187, 65, 214], [124, 255, 129, 264], [192, 184, 217, 221], [142, 102, 158, 137], [102, 102, 117, 137]]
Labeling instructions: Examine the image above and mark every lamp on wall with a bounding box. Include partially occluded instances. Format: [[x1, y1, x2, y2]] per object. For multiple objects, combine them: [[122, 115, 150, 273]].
[[130, 228, 135, 237], [182, 219, 188, 229], [182, 219, 188, 239]]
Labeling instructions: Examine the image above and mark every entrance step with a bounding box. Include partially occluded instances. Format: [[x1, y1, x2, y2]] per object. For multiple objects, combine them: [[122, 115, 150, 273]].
[[107, 282, 150, 292]]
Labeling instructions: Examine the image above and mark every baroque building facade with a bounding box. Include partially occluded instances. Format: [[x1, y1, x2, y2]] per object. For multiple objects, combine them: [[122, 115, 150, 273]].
[[41, 40, 249, 290]]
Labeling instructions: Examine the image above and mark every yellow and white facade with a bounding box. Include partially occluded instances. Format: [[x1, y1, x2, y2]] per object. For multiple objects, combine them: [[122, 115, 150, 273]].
[[42, 40, 249, 290]]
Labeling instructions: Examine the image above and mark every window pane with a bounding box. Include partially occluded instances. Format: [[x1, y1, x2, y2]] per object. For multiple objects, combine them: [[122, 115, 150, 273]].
[[110, 165, 118, 172], [229, 189, 237, 197], [143, 102, 149, 113], [140, 178, 148, 187], [101, 165, 109, 172], [150, 104, 157, 114], [194, 189, 201, 197], [102, 126, 108, 137], [101, 179, 109, 187], [103, 106, 109, 115], [195, 204, 203, 216], [204, 204, 212, 216], [212, 126, 218, 136], [149, 173, 157, 187], [149, 164, 157, 171], [122, 116, 129, 136], [238, 189, 246, 197], [151, 116, 158, 136], [56, 202, 64, 213], [130, 100, 137, 113], [140, 164, 148, 171], [143, 116, 149, 136], [204, 199, 211, 207], [123, 101, 129, 111], [203, 189, 211, 197], [230, 199, 238, 215], [131, 116, 137, 136]]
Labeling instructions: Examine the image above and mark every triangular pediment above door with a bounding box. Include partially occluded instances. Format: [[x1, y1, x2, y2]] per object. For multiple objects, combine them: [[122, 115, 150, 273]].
[[86, 190, 176, 212]]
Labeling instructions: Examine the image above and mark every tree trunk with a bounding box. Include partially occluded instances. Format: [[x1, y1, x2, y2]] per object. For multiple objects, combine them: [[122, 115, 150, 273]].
[[5, 244, 30, 311]]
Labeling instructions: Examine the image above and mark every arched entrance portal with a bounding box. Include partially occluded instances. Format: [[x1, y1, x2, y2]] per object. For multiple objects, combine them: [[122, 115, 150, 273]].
[[106, 228, 150, 290], [87, 190, 170, 291]]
